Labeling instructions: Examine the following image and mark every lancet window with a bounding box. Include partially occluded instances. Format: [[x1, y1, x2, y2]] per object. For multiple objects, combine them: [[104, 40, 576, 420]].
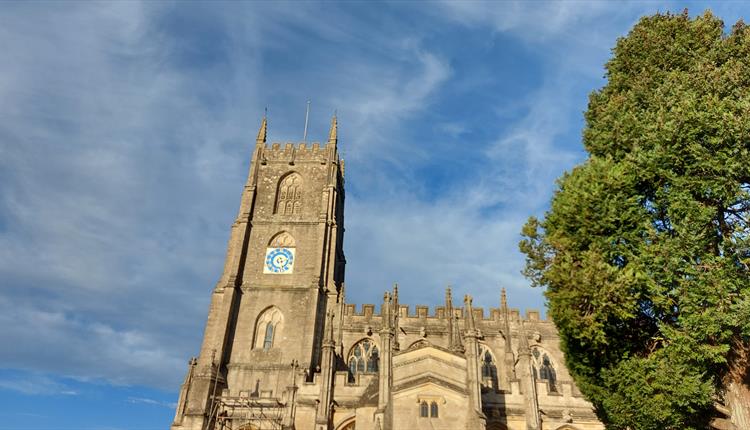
[[275, 172, 302, 215], [418, 400, 439, 418], [531, 347, 557, 392], [347, 339, 379, 381], [254, 307, 283, 351], [479, 345, 498, 390]]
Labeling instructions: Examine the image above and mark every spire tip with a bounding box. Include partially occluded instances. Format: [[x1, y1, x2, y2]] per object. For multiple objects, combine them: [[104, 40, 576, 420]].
[[256, 116, 267, 144], [328, 113, 338, 145]]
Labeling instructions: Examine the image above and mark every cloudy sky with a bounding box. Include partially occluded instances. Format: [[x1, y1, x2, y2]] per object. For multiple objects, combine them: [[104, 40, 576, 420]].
[[1, 1, 747, 429]]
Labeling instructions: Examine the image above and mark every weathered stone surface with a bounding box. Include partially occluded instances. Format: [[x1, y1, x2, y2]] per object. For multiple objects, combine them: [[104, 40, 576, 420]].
[[171, 118, 605, 430]]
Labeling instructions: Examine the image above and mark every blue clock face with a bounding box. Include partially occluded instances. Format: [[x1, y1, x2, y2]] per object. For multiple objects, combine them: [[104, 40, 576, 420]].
[[265, 248, 294, 273]]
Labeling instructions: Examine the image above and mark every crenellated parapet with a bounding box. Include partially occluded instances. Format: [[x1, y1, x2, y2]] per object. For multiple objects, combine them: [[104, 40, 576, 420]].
[[173, 114, 604, 430], [341, 300, 549, 324], [260, 142, 336, 164]]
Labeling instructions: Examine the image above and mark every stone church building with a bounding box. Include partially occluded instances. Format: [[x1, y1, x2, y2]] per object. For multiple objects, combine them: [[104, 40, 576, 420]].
[[171, 118, 604, 430]]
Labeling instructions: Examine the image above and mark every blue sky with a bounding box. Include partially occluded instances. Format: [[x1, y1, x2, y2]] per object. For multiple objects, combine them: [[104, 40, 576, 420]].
[[0, 1, 747, 429]]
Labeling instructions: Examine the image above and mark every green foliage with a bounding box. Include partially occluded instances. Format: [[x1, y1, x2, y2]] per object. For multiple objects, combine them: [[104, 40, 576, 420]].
[[520, 11, 750, 429]]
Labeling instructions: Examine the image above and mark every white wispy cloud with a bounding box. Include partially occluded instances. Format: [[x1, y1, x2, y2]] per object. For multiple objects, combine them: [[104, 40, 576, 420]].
[[1, 1, 744, 394], [0, 2, 453, 389], [0, 372, 78, 396], [435, 0, 634, 42], [343, 2, 640, 311], [127, 396, 177, 409]]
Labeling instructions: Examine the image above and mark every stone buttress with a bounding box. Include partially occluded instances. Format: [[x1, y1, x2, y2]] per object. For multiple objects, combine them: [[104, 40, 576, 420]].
[[172, 117, 604, 430]]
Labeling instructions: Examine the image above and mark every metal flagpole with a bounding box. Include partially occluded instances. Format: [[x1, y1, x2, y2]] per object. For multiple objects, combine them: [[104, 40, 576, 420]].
[[303, 100, 311, 142]]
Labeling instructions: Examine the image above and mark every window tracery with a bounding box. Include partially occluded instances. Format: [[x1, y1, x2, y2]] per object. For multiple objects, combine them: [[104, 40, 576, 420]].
[[275, 173, 302, 215], [268, 231, 296, 248], [263, 322, 274, 350], [479, 345, 498, 390], [531, 347, 557, 392], [347, 339, 379, 381], [254, 307, 283, 350]]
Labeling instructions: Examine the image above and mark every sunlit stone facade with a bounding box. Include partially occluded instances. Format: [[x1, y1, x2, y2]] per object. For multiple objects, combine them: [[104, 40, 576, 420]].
[[171, 118, 604, 430]]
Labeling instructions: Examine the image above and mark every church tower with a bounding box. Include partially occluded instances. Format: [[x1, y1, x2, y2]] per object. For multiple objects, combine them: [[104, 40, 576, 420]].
[[172, 116, 346, 430], [173, 115, 605, 430]]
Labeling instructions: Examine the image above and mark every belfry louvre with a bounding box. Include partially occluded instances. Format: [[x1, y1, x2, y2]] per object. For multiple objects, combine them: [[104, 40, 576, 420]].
[[171, 117, 604, 430]]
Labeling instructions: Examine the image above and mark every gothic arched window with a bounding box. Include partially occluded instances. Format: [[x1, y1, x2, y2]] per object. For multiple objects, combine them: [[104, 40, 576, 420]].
[[275, 172, 302, 215], [479, 345, 498, 390], [347, 339, 379, 381], [430, 402, 439, 418], [268, 231, 296, 248], [254, 307, 283, 350], [531, 348, 557, 392], [419, 401, 428, 417]]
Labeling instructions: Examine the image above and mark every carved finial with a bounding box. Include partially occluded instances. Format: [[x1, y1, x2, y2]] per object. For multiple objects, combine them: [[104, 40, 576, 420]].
[[464, 294, 476, 331], [327, 114, 337, 145], [445, 286, 463, 351], [517, 319, 530, 354], [256, 116, 267, 145], [501, 288, 513, 350], [392, 283, 400, 350], [392, 283, 399, 315]]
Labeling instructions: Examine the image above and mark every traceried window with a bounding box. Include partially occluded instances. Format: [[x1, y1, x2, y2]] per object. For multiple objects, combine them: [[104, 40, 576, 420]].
[[531, 348, 557, 392], [275, 172, 302, 215], [479, 345, 498, 390], [268, 231, 295, 248], [254, 307, 283, 350], [347, 339, 379, 381], [430, 402, 438, 418]]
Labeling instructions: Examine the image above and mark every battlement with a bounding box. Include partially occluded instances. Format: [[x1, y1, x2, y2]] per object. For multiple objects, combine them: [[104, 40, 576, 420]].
[[257, 141, 338, 164], [343, 301, 546, 322]]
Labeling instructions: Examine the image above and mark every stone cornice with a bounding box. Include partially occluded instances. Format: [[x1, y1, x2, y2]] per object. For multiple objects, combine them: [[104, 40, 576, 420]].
[[392, 375, 468, 396]]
